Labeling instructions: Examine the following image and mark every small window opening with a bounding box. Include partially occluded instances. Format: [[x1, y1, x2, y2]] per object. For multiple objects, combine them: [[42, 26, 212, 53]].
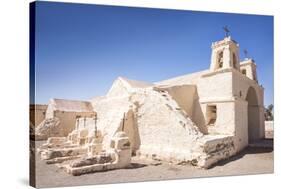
[[206, 105, 217, 126], [241, 69, 246, 75]]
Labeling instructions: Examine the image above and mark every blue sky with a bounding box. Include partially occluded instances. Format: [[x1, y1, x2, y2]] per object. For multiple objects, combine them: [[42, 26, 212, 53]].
[[34, 1, 273, 106]]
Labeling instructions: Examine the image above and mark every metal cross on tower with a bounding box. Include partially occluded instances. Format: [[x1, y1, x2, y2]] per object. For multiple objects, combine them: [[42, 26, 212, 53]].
[[223, 26, 230, 37]]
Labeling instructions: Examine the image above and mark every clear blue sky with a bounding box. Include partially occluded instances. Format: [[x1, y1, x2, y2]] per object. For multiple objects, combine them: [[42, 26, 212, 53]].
[[34, 1, 273, 106]]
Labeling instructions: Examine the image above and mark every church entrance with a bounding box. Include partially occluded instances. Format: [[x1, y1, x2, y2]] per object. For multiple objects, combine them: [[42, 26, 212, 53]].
[[246, 87, 260, 143]]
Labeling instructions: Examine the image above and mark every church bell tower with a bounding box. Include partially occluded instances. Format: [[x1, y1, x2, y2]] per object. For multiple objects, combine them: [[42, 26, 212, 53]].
[[210, 35, 240, 72], [240, 58, 258, 82]]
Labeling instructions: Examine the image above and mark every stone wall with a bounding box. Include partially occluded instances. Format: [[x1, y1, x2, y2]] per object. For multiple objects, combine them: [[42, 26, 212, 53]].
[[233, 99, 248, 151], [35, 111, 95, 140], [131, 89, 203, 161], [198, 70, 233, 101], [232, 70, 265, 140], [54, 111, 94, 136], [30, 104, 47, 127]]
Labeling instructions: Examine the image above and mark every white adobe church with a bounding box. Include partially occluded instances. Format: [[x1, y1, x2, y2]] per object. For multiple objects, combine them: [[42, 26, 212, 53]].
[[35, 35, 265, 169]]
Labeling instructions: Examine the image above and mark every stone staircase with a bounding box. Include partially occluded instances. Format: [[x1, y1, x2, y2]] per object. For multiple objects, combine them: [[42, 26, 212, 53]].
[[155, 89, 201, 135]]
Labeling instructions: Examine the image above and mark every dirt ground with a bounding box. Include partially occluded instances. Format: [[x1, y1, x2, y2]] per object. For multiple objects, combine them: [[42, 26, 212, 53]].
[[32, 140, 274, 188]]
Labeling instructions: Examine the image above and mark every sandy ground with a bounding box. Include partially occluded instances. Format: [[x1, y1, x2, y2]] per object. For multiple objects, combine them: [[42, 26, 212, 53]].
[[32, 140, 273, 188]]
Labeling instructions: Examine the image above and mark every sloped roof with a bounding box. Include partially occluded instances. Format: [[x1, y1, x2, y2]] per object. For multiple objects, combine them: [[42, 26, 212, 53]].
[[118, 77, 153, 88], [50, 98, 93, 112], [106, 77, 153, 97], [155, 70, 209, 86]]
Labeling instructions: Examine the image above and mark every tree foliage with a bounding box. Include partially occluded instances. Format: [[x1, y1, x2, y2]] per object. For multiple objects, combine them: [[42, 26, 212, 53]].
[[264, 104, 274, 121]]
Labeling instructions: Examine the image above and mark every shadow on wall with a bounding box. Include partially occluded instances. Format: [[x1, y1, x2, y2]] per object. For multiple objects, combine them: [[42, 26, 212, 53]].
[[192, 89, 208, 134], [117, 109, 141, 154], [246, 86, 261, 143]]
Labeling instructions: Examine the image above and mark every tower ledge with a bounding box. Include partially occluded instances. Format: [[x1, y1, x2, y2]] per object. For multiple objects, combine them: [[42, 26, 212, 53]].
[[212, 36, 239, 49], [240, 58, 256, 66]]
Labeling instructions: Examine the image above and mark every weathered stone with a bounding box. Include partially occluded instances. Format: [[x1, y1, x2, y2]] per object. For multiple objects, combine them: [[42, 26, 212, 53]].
[[35, 36, 265, 174]]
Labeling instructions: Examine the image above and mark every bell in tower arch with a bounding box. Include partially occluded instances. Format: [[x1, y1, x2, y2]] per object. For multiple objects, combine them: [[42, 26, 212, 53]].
[[210, 36, 240, 72]]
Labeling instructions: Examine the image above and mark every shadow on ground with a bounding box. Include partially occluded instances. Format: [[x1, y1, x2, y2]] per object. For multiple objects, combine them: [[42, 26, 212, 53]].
[[209, 139, 273, 169], [125, 163, 147, 169]]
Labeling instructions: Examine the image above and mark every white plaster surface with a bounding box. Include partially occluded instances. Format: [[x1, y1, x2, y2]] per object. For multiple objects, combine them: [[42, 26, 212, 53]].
[[35, 36, 266, 170]]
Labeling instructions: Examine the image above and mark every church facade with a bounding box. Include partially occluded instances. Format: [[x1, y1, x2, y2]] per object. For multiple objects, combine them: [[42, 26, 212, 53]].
[[35, 36, 265, 169], [156, 36, 265, 151]]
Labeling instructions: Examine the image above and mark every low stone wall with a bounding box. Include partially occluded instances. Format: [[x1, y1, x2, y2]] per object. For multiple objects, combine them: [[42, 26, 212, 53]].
[[38, 131, 132, 176], [137, 135, 236, 169], [195, 135, 236, 168]]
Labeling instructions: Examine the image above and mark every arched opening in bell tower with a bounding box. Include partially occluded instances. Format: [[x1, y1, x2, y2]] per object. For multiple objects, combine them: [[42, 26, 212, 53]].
[[215, 51, 224, 70]]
